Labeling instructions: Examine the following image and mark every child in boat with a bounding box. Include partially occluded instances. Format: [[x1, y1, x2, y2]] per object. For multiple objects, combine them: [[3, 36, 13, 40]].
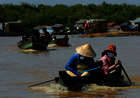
[[100, 44, 122, 78], [64, 43, 100, 77]]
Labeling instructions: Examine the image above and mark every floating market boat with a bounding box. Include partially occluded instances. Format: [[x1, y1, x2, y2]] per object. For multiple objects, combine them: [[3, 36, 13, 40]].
[[17, 38, 32, 49], [56, 65, 131, 91], [17, 35, 70, 50], [28, 64, 131, 91], [48, 35, 70, 47]]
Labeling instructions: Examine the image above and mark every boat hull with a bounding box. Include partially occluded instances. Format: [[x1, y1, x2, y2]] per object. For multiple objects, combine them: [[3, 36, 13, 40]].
[[49, 37, 69, 47], [56, 70, 130, 91], [17, 40, 32, 49], [17, 37, 69, 50]]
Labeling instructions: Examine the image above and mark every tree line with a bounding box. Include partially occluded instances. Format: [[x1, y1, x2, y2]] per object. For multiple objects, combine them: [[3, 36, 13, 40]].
[[0, 2, 140, 32]]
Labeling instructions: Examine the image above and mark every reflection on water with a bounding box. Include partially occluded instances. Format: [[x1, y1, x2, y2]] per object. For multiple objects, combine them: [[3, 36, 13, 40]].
[[0, 36, 140, 98]]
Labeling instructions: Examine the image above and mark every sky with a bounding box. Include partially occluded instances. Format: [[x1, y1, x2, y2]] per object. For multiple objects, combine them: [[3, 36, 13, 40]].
[[0, 0, 139, 6]]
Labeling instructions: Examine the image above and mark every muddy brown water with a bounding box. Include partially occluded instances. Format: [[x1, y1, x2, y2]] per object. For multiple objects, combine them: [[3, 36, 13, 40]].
[[0, 36, 140, 98]]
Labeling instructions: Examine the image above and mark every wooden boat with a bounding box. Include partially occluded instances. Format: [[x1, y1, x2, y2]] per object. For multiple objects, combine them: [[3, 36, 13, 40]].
[[17, 39, 32, 49], [28, 63, 131, 91], [48, 36, 70, 47], [17, 35, 70, 49], [56, 66, 131, 91]]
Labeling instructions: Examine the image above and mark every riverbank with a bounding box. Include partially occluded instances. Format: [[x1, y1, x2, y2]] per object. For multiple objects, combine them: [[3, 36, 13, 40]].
[[80, 31, 140, 38]]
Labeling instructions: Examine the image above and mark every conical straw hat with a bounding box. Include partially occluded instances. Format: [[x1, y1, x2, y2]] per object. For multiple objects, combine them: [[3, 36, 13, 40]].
[[76, 44, 96, 58]]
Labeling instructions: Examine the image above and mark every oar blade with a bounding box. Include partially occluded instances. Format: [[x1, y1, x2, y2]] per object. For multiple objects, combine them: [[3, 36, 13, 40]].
[[119, 60, 132, 85]]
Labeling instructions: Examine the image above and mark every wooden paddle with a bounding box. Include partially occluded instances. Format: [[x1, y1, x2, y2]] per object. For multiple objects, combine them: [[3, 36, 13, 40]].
[[119, 60, 132, 85], [28, 77, 59, 88]]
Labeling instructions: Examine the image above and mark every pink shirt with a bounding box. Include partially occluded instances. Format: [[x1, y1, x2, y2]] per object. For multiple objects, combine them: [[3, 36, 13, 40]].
[[100, 55, 116, 75]]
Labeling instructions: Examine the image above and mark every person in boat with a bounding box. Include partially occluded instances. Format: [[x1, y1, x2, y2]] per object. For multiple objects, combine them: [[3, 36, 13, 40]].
[[64, 43, 100, 77], [58, 43, 102, 89], [100, 44, 122, 80], [32, 30, 41, 50], [43, 28, 52, 41], [39, 28, 52, 50]]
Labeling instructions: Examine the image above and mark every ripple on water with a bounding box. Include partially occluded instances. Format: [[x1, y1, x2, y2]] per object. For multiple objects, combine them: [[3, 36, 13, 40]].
[[29, 83, 122, 97], [29, 75, 140, 97]]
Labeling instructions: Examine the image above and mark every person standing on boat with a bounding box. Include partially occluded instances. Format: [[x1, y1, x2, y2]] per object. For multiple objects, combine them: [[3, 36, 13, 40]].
[[100, 44, 122, 78], [32, 30, 41, 50], [65, 43, 99, 77], [40, 28, 52, 50], [43, 28, 52, 42]]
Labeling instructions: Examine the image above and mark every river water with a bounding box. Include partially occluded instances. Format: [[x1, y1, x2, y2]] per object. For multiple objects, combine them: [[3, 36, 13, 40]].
[[0, 36, 140, 98]]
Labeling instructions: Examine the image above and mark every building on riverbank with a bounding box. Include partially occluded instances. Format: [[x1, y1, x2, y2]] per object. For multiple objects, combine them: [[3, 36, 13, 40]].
[[0, 21, 25, 36], [74, 19, 107, 34]]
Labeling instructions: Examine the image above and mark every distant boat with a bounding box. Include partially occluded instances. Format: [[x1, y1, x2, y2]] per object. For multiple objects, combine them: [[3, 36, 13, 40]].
[[17, 35, 70, 50], [48, 35, 70, 48]]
